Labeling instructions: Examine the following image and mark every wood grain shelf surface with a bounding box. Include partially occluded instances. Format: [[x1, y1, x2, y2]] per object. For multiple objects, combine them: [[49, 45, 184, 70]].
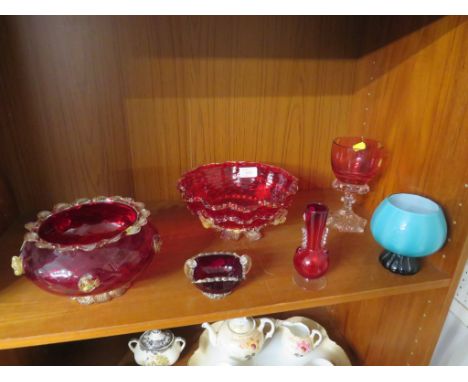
[[0, 190, 450, 350]]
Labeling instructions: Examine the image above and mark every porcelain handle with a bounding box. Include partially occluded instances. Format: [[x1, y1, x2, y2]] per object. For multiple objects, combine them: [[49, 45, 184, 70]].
[[175, 337, 186, 352], [128, 339, 139, 353], [309, 329, 323, 348], [259, 318, 275, 340]]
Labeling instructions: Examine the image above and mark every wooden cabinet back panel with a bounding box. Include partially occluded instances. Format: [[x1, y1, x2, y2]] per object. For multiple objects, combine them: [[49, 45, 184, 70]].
[[1, 17, 465, 218]]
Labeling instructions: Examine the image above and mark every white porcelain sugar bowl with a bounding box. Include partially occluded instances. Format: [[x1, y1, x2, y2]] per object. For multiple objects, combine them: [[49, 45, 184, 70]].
[[128, 329, 186, 366], [277, 320, 323, 358], [202, 317, 275, 362]]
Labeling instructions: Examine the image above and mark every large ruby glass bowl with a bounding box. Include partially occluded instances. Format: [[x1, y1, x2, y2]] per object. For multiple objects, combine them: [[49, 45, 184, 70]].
[[11, 196, 161, 304], [178, 161, 299, 240]]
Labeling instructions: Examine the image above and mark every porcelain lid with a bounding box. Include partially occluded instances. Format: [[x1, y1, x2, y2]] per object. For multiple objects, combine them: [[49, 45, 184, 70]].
[[227, 317, 255, 334], [140, 330, 174, 352]]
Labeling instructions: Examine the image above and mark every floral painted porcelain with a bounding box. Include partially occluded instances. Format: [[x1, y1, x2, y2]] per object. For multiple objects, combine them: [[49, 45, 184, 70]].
[[276, 319, 323, 357], [202, 317, 275, 361], [128, 330, 186, 366], [189, 316, 351, 366]]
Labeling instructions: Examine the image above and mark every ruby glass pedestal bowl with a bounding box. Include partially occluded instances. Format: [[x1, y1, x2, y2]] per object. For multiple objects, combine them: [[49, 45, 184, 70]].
[[370, 193, 447, 275], [178, 161, 299, 240], [11, 196, 161, 304], [328, 137, 384, 233]]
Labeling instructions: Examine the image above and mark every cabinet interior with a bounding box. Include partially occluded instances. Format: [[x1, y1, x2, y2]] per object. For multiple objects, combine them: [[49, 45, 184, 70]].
[[0, 15, 466, 365]]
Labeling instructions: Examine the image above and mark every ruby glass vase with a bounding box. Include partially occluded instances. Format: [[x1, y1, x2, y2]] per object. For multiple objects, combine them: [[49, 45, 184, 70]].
[[293, 203, 329, 290], [328, 137, 384, 233]]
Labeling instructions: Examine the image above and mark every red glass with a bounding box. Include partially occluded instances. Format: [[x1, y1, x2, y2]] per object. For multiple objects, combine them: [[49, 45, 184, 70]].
[[331, 137, 384, 185], [178, 161, 298, 240], [184, 252, 252, 299], [293, 203, 329, 279], [38, 202, 138, 245], [15, 197, 160, 303]]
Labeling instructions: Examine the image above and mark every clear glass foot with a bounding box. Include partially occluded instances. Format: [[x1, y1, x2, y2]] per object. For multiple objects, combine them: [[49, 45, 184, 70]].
[[293, 271, 327, 291], [220, 229, 242, 240], [327, 208, 367, 233], [244, 229, 262, 241], [220, 228, 262, 241]]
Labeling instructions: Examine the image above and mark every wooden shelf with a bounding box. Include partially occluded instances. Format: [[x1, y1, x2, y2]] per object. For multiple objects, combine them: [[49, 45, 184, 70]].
[[0, 190, 450, 350]]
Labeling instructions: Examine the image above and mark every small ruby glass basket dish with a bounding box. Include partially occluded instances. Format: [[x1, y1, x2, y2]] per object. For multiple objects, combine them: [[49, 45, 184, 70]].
[[328, 137, 384, 233], [11, 196, 161, 304], [177, 161, 299, 240], [184, 252, 252, 299]]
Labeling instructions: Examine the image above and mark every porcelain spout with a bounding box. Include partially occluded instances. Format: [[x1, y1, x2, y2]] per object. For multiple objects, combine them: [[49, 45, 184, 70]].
[[201, 322, 218, 346]]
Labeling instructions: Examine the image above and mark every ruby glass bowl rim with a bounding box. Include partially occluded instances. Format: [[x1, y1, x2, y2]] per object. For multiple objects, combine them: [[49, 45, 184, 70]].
[[332, 136, 383, 150], [38, 201, 138, 245], [305, 202, 329, 214], [184, 251, 252, 282], [22, 196, 152, 251], [177, 160, 299, 211]]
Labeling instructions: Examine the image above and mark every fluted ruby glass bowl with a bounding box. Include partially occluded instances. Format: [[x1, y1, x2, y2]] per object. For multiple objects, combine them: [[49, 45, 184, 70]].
[[11, 196, 161, 304], [178, 162, 299, 240]]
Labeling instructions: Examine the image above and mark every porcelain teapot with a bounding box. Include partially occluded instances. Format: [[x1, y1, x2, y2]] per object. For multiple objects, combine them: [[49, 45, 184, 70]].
[[202, 317, 275, 361], [277, 319, 323, 358], [128, 329, 186, 366]]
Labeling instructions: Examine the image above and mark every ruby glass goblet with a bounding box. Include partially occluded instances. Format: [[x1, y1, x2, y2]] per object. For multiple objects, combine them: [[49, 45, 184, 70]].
[[328, 137, 384, 233], [293, 203, 329, 290]]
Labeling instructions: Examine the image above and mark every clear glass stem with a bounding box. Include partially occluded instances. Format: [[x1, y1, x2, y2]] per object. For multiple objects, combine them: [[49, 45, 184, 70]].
[[341, 189, 356, 214], [327, 179, 369, 233]]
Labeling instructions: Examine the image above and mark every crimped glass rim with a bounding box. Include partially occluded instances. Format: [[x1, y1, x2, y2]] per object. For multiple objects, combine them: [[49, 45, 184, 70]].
[[178, 161, 299, 212]]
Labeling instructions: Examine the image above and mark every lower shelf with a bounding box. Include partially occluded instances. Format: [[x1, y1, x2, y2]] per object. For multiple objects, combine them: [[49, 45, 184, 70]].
[[0, 308, 358, 366], [0, 189, 450, 350]]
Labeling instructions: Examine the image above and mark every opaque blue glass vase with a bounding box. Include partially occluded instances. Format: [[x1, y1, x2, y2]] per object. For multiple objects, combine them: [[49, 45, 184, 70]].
[[370, 193, 447, 275]]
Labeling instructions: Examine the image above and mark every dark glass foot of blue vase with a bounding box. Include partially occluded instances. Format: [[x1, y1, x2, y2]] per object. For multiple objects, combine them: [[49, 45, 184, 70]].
[[379, 251, 421, 275]]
